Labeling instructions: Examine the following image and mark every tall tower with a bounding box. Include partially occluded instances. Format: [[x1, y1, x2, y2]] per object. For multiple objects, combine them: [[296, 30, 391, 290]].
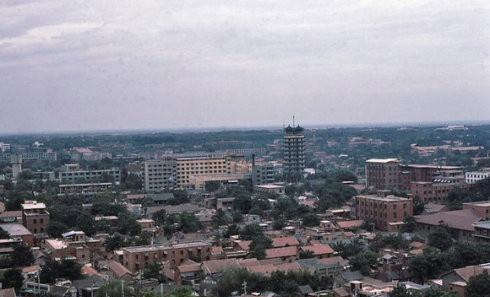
[[283, 121, 305, 182], [11, 153, 22, 180]]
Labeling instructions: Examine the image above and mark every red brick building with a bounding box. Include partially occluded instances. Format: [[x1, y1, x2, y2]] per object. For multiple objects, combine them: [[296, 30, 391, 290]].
[[356, 195, 413, 231], [21, 201, 49, 235], [122, 241, 211, 272]]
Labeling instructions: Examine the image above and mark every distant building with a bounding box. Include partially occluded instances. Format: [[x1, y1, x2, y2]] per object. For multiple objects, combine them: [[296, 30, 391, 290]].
[[144, 154, 248, 191], [283, 125, 305, 182], [355, 195, 413, 231], [22, 201, 49, 236], [465, 169, 490, 184], [58, 182, 113, 196], [122, 241, 211, 272], [255, 183, 285, 195], [252, 162, 275, 186], [10, 154, 22, 180], [59, 165, 121, 184], [409, 180, 469, 204], [365, 159, 400, 190]]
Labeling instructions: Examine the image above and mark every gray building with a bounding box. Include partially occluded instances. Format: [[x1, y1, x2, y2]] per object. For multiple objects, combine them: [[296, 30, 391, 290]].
[[283, 125, 305, 182]]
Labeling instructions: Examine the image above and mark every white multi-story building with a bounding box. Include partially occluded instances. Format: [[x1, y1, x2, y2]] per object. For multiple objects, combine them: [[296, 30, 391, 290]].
[[465, 170, 490, 184], [58, 164, 120, 184], [144, 154, 248, 191]]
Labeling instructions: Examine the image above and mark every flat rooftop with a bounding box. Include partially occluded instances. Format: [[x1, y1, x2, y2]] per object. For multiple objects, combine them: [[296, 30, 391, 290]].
[[366, 158, 399, 163], [356, 195, 410, 202], [0, 223, 32, 236], [463, 201, 490, 207], [123, 241, 211, 253]]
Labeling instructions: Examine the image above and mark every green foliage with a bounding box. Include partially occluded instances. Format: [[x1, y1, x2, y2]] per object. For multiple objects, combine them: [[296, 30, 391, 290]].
[[427, 228, 453, 251], [96, 281, 134, 297], [0, 227, 10, 239], [224, 224, 240, 238], [408, 247, 450, 282], [331, 238, 364, 258], [213, 209, 232, 227], [11, 244, 34, 267], [213, 268, 324, 297], [349, 250, 378, 275], [299, 250, 315, 259], [142, 262, 162, 281], [162, 213, 201, 236], [315, 178, 357, 212], [46, 220, 69, 237], [117, 212, 141, 236], [105, 233, 127, 251], [2, 268, 23, 291], [239, 223, 264, 240], [466, 271, 490, 297], [249, 235, 272, 260], [370, 234, 409, 252], [40, 259, 82, 284]]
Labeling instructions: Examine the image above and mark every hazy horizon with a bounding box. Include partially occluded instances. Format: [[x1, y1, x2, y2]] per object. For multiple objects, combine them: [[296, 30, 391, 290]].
[[1, 1, 489, 134]]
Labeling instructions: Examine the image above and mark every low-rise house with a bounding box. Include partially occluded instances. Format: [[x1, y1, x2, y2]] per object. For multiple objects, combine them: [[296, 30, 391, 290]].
[[106, 260, 132, 281], [414, 209, 481, 241], [438, 263, 490, 297], [264, 246, 298, 263], [300, 243, 335, 258], [271, 236, 300, 248], [0, 223, 34, 246]]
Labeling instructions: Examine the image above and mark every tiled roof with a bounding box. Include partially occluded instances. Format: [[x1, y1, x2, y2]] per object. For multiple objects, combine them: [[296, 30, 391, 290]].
[[202, 259, 240, 274], [0, 288, 16, 297], [265, 246, 297, 259], [107, 260, 131, 278], [301, 243, 334, 256], [414, 209, 481, 231], [337, 220, 364, 229], [272, 236, 299, 248]]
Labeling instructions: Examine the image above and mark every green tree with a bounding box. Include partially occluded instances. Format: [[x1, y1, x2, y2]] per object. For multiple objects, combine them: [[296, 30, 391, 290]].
[[105, 233, 126, 251], [466, 271, 490, 297], [428, 228, 453, 251], [249, 235, 272, 260], [142, 262, 162, 281], [0, 228, 10, 239], [299, 250, 315, 259], [2, 268, 23, 291], [46, 220, 69, 238], [11, 244, 34, 267], [40, 259, 82, 283], [349, 250, 378, 275]]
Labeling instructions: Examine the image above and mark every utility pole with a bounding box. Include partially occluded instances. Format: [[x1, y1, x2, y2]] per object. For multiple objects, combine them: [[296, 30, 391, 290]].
[[242, 280, 247, 295], [121, 280, 125, 297]]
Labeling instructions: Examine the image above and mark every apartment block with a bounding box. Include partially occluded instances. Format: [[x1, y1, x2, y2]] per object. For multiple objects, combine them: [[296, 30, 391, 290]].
[[252, 162, 275, 186], [59, 164, 121, 183], [463, 201, 490, 220], [58, 182, 113, 196], [283, 125, 305, 182], [355, 195, 413, 231], [144, 154, 247, 191], [122, 241, 211, 272], [365, 159, 400, 190], [465, 170, 490, 184], [409, 180, 468, 203], [22, 201, 49, 235]]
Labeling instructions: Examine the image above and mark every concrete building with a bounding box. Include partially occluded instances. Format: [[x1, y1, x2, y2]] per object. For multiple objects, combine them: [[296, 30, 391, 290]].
[[22, 201, 49, 236], [144, 157, 177, 192], [409, 180, 468, 204], [255, 183, 285, 195], [58, 182, 113, 196], [462, 201, 490, 220], [252, 162, 275, 186], [465, 169, 490, 184], [144, 154, 248, 191], [10, 154, 22, 180], [365, 159, 400, 190], [473, 221, 490, 242], [59, 165, 120, 184], [0, 223, 34, 246], [122, 241, 211, 272], [283, 125, 305, 182], [355, 195, 413, 231]]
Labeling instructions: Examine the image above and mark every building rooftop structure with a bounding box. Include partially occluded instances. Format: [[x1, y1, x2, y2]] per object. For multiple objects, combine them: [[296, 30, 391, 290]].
[[0, 223, 31, 236]]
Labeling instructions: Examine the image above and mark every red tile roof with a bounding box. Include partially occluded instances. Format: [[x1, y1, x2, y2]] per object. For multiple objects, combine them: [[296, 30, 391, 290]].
[[107, 260, 132, 278], [265, 246, 298, 259], [0, 288, 16, 297], [272, 236, 299, 248], [202, 259, 240, 274], [337, 220, 364, 229], [301, 243, 334, 256], [414, 209, 481, 231]]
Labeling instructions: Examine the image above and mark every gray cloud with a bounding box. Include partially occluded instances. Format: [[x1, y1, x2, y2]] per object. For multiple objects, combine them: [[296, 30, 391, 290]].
[[0, 0, 489, 133]]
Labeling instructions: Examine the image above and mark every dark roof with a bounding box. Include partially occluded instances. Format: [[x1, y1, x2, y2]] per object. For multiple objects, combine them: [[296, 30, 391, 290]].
[[298, 285, 313, 294], [341, 271, 363, 282], [285, 125, 304, 134]]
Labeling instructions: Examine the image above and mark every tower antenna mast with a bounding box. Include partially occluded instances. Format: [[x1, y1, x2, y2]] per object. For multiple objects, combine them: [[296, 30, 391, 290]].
[[293, 115, 295, 127]]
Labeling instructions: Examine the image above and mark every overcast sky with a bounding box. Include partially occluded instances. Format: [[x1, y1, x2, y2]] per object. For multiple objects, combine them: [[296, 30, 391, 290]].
[[0, 1, 489, 133]]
